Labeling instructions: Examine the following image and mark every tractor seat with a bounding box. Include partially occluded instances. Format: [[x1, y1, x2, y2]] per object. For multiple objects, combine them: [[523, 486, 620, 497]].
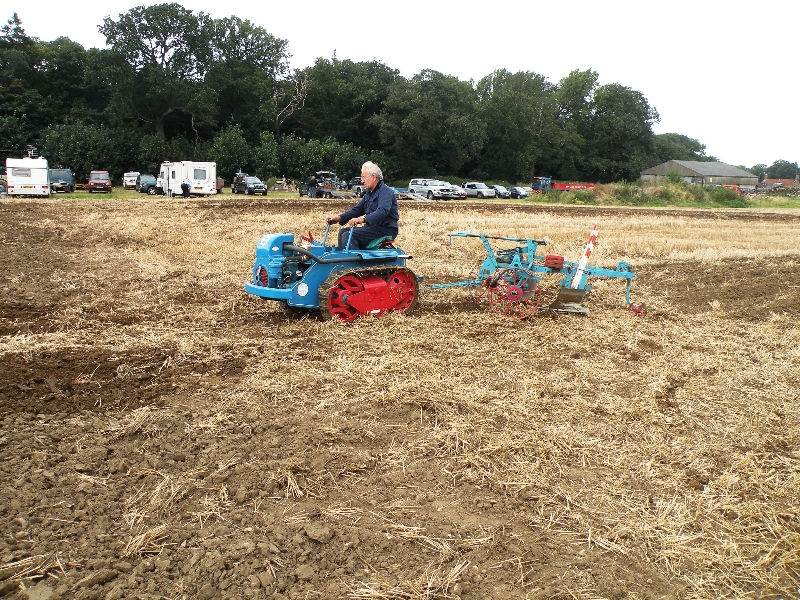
[[365, 235, 395, 249]]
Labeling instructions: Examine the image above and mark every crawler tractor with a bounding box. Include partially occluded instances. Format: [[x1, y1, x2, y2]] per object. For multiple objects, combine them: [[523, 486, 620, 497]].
[[244, 226, 417, 322], [244, 222, 643, 321]]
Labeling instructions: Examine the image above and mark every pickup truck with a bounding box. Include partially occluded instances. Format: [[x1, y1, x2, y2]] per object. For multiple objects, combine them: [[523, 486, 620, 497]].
[[461, 182, 496, 198]]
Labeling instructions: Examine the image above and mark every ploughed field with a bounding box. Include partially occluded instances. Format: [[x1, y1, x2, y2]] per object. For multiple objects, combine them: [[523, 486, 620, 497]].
[[1, 196, 799, 600]]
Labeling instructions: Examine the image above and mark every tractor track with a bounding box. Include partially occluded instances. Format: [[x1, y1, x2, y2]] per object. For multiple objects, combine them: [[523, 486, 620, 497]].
[[317, 265, 419, 321]]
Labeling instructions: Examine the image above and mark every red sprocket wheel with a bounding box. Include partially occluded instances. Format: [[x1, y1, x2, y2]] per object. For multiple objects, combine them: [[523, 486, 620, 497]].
[[487, 268, 541, 319], [386, 268, 418, 313], [325, 275, 364, 322]]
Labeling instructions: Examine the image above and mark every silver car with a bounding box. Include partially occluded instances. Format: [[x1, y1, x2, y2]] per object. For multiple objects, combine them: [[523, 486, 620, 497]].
[[407, 178, 456, 199], [461, 182, 496, 198]]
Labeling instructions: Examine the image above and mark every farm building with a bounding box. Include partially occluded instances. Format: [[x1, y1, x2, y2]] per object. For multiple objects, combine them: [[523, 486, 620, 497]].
[[763, 178, 798, 188], [641, 160, 758, 189]]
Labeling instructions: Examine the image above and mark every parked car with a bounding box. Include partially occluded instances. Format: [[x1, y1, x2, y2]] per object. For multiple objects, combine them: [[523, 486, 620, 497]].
[[461, 182, 496, 198], [348, 177, 364, 197], [444, 182, 467, 199], [49, 168, 74, 193], [87, 170, 112, 193], [407, 178, 457, 199], [136, 174, 157, 194], [509, 186, 530, 199], [123, 171, 140, 190], [233, 175, 268, 195], [490, 185, 511, 199]]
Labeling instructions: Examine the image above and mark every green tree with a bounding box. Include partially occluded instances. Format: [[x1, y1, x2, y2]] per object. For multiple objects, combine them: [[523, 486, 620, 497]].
[[207, 125, 252, 181], [39, 122, 140, 181], [580, 83, 659, 182], [372, 70, 485, 177], [252, 131, 279, 181], [205, 16, 292, 142], [747, 163, 767, 182], [551, 69, 598, 180], [766, 159, 797, 179], [37, 37, 90, 120], [275, 134, 367, 182], [0, 12, 52, 153], [98, 3, 215, 137], [476, 69, 557, 182], [137, 134, 171, 174], [287, 57, 399, 150], [650, 133, 715, 165], [1, 12, 27, 41]]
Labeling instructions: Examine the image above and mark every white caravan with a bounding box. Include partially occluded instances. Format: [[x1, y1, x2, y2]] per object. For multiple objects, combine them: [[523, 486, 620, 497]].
[[6, 157, 50, 197], [159, 161, 217, 196]]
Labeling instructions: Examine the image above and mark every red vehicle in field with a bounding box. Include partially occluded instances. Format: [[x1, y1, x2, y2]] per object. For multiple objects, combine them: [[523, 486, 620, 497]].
[[552, 182, 596, 191], [87, 170, 112, 193], [531, 177, 595, 193]]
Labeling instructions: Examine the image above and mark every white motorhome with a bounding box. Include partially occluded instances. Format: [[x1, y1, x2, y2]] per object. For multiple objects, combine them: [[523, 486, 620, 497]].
[[123, 171, 140, 190], [6, 157, 50, 197], [159, 161, 217, 196]]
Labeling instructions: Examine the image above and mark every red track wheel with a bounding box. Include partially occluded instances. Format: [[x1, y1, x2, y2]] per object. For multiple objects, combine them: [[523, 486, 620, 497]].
[[325, 275, 364, 322], [386, 268, 418, 313]]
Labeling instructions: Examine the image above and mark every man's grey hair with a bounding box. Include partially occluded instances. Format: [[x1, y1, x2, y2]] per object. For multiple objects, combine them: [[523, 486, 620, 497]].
[[362, 161, 383, 180]]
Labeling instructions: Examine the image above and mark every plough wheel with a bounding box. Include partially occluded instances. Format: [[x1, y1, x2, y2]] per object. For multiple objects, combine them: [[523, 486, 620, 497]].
[[469, 271, 491, 303], [628, 302, 647, 316], [321, 274, 364, 322], [487, 268, 541, 319]]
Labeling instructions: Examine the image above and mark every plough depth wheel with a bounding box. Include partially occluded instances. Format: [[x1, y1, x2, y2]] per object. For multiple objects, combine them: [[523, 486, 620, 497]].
[[469, 271, 491, 303], [487, 268, 541, 319]]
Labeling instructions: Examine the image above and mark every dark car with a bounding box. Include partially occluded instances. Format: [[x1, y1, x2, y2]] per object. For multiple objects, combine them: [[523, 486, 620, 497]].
[[137, 174, 157, 194], [233, 175, 268, 195], [490, 185, 511, 199], [49, 168, 75, 193], [87, 170, 112, 193], [347, 177, 364, 197], [509, 186, 530, 199]]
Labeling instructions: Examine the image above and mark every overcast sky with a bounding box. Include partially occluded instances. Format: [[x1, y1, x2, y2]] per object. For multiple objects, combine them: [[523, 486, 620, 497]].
[[15, 0, 797, 169]]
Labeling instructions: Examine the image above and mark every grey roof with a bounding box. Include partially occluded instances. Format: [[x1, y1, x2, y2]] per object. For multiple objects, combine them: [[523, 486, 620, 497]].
[[642, 160, 757, 178]]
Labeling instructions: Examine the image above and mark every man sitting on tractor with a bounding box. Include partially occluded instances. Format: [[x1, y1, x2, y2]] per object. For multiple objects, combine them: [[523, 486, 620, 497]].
[[326, 161, 399, 250]]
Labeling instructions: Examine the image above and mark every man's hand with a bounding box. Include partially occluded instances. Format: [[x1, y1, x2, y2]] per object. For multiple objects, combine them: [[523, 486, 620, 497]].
[[347, 217, 367, 227], [326, 215, 341, 224]]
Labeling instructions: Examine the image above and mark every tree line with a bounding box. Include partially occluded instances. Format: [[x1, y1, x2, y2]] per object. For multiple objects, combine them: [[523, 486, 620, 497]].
[[1, 7, 794, 185]]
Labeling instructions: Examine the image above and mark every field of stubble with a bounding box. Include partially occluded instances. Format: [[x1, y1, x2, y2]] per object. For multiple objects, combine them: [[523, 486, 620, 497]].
[[1, 195, 799, 600]]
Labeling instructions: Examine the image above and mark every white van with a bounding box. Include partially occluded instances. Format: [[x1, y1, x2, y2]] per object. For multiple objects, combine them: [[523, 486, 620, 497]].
[[6, 157, 50, 197], [159, 161, 217, 196]]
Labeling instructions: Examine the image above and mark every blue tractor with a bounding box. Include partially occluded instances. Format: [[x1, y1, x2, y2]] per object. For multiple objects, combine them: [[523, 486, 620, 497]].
[[244, 226, 418, 322]]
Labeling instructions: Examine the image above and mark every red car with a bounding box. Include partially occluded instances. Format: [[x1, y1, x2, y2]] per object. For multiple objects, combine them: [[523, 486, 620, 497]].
[[87, 170, 112, 193]]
